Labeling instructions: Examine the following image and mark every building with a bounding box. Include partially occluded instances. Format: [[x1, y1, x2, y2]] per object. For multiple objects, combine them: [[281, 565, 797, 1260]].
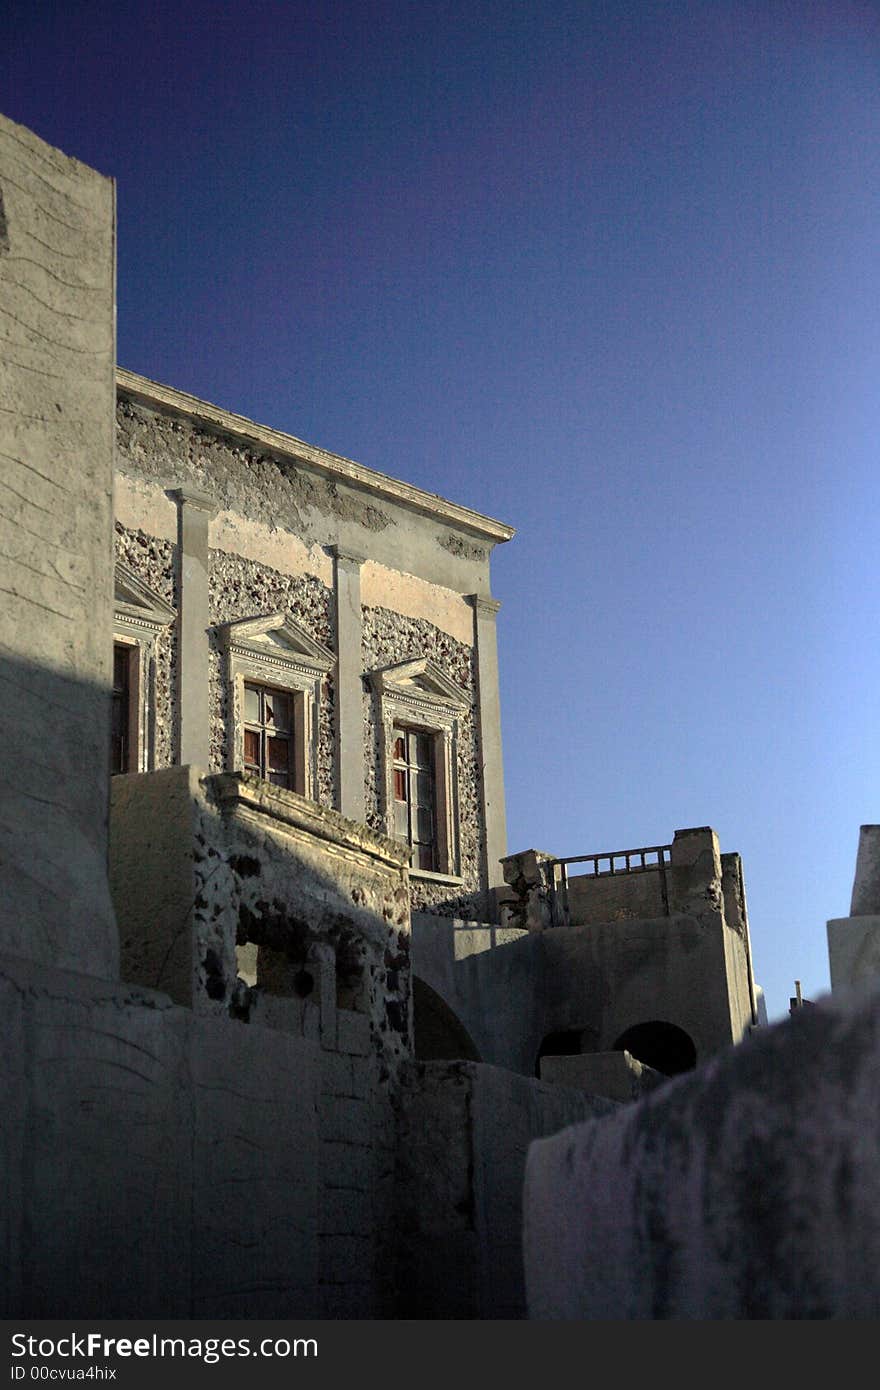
[[0, 111, 761, 1320]]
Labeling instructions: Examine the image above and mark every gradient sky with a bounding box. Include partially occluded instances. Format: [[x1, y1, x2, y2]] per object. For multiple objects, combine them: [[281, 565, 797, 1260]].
[[5, 0, 880, 1022]]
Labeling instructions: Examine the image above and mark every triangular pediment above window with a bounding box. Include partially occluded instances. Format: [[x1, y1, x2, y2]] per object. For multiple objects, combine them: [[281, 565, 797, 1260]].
[[369, 657, 468, 710], [114, 562, 176, 625], [218, 612, 334, 672]]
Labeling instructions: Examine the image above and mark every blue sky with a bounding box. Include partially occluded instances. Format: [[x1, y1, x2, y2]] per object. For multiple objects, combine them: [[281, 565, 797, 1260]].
[[5, 0, 880, 1021]]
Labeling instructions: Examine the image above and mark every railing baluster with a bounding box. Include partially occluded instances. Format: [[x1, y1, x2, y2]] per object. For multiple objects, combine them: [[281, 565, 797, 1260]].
[[544, 842, 674, 924]]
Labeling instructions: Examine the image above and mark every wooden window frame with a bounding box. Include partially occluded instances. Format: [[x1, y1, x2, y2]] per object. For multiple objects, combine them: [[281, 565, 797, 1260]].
[[113, 562, 176, 774], [242, 680, 301, 792], [368, 658, 468, 882], [111, 639, 140, 776], [218, 612, 334, 802], [392, 724, 439, 872]]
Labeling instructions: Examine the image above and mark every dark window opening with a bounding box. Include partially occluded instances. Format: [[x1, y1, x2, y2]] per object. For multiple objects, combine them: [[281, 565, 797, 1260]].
[[244, 682, 293, 789], [111, 643, 133, 775], [612, 1020, 697, 1076], [392, 726, 436, 871]]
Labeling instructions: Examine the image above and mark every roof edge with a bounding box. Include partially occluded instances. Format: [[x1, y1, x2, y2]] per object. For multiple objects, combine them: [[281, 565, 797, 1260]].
[[116, 367, 516, 545]]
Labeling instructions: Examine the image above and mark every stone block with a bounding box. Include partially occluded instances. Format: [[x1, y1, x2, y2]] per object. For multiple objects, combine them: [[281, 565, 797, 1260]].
[[539, 1050, 662, 1102], [827, 915, 880, 993], [320, 1188, 374, 1236], [191, 1016, 320, 1318], [321, 1139, 374, 1192], [319, 1233, 373, 1285], [336, 1009, 371, 1056], [319, 1095, 372, 1145], [23, 976, 191, 1316]]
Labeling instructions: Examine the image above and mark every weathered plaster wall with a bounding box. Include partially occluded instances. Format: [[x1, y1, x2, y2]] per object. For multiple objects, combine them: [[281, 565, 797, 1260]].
[[524, 986, 880, 1319], [109, 765, 412, 1315], [110, 766, 412, 1071], [394, 1060, 615, 1318], [115, 388, 502, 596], [0, 953, 320, 1319], [363, 606, 484, 917], [361, 559, 474, 645], [566, 865, 667, 924], [412, 911, 742, 1076], [0, 114, 118, 978]]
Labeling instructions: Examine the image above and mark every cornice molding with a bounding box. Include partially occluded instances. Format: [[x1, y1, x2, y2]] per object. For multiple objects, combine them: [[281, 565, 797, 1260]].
[[118, 367, 515, 546], [114, 561, 177, 626], [468, 595, 502, 618], [168, 485, 218, 517], [368, 657, 468, 712], [217, 611, 334, 673], [330, 544, 367, 570]]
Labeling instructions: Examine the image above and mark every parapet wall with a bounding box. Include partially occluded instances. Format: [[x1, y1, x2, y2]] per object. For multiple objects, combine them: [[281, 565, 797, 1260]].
[[524, 986, 880, 1319]]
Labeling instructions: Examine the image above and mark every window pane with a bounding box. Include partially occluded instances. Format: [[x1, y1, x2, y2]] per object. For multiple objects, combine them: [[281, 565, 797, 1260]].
[[413, 733, 433, 769], [393, 733, 406, 762], [244, 684, 261, 723], [393, 768, 407, 802], [111, 645, 130, 774], [113, 645, 130, 691], [267, 735, 290, 773], [416, 806, 434, 843], [412, 770, 434, 809], [413, 842, 435, 872], [244, 729, 261, 767], [393, 799, 408, 839], [264, 690, 291, 730]]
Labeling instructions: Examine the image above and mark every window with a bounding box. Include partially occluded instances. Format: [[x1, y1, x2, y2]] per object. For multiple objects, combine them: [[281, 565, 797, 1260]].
[[217, 612, 334, 801], [392, 726, 437, 870], [112, 562, 176, 773], [111, 642, 135, 774], [244, 682, 294, 789], [368, 657, 468, 880]]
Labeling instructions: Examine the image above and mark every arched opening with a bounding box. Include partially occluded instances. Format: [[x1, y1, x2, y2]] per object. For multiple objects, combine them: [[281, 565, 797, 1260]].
[[412, 978, 481, 1062], [534, 1028, 586, 1079], [612, 1020, 697, 1076]]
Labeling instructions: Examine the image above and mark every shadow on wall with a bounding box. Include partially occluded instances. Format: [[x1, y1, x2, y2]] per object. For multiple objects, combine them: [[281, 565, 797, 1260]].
[[412, 977, 481, 1061], [0, 653, 119, 982]]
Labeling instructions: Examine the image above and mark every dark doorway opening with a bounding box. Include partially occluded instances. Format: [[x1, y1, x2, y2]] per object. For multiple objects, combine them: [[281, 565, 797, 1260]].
[[613, 1020, 696, 1076]]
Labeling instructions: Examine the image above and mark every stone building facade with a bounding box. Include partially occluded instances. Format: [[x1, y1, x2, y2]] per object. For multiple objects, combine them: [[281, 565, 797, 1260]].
[[112, 368, 512, 925], [1, 111, 780, 1323]]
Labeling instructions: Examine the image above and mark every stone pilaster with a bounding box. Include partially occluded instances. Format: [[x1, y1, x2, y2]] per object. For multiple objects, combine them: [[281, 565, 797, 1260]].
[[171, 487, 216, 768], [469, 595, 508, 918], [331, 546, 366, 821]]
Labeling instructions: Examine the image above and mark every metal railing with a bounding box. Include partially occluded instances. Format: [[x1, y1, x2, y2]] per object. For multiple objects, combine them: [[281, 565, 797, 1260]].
[[549, 843, 672, 928]]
